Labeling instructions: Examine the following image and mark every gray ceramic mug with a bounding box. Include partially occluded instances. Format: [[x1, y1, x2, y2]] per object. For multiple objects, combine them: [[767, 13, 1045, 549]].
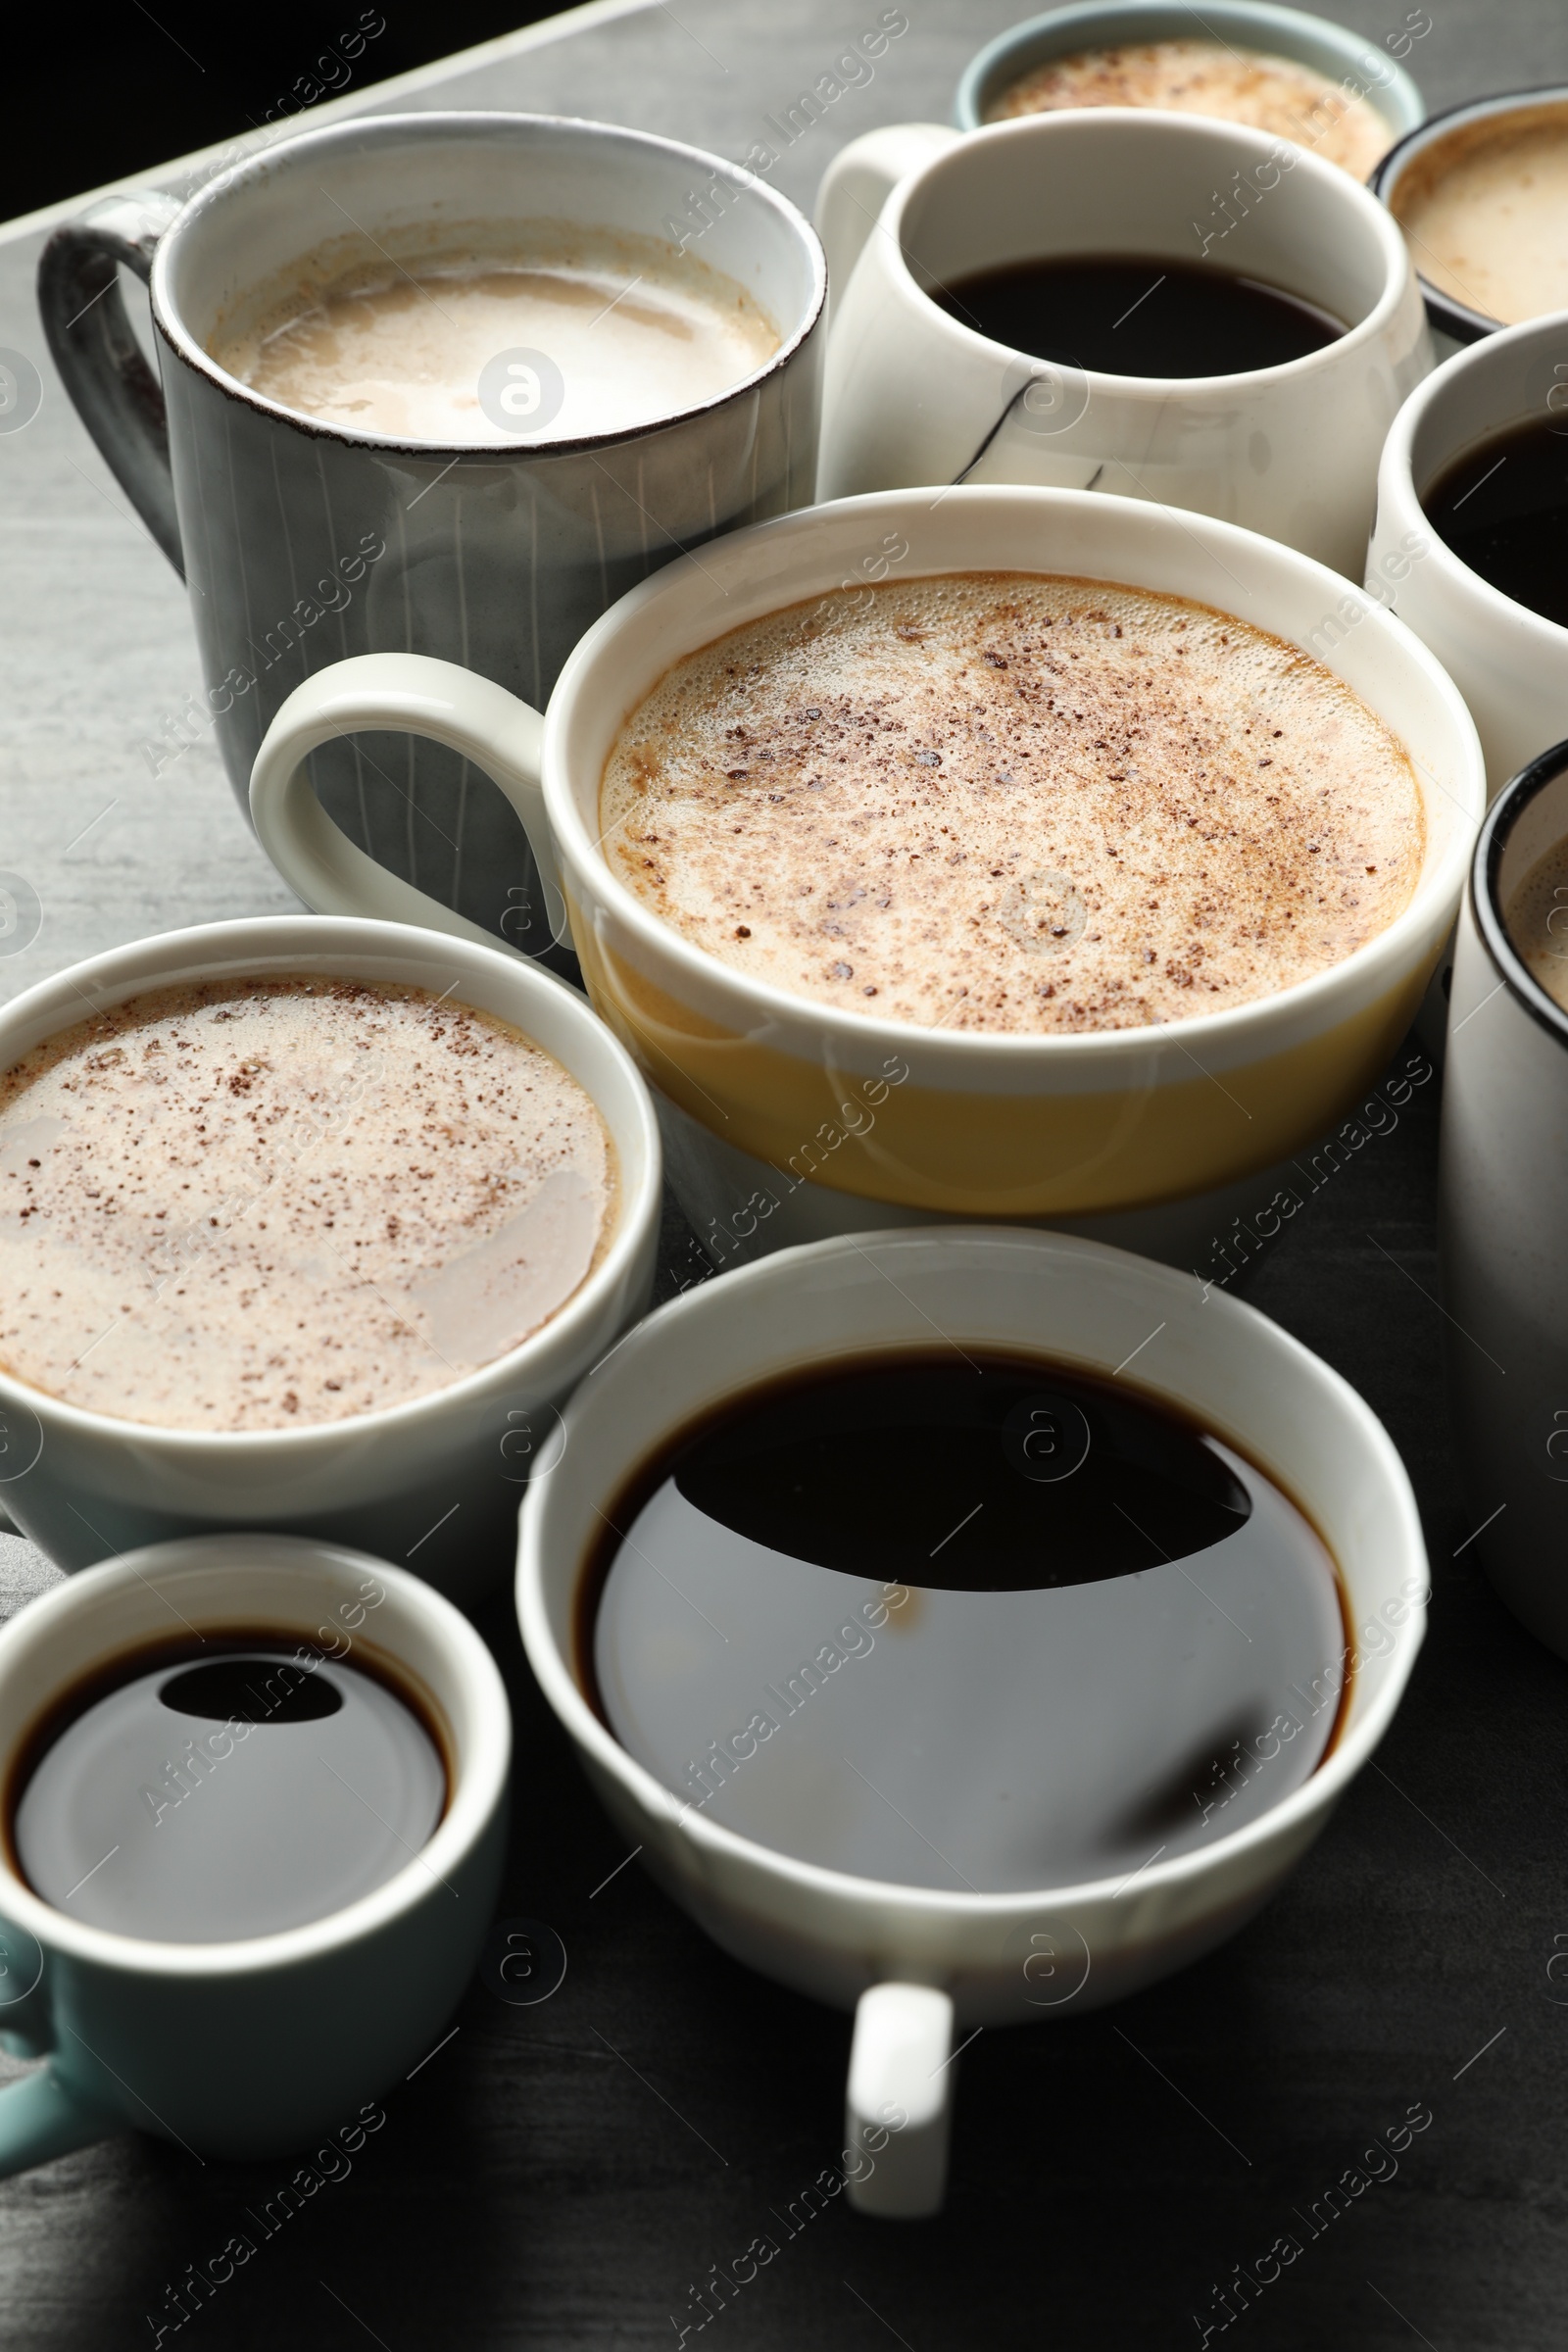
[[1441, 739, 1568, 1657], [37, 113, 825, 962]]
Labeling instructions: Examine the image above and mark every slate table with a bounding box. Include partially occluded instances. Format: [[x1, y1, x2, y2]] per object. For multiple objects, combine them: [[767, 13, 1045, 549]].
[[2, 2, 1567, 2343]]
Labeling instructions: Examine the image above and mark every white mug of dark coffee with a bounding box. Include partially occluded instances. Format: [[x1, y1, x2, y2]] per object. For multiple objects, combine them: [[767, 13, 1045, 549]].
[[516, 1227, 1429, 2218], [37, 113, 824, 962], [0, 1533, 509, 2179], [814, 108, 1429, 576], [1367, 311, 1568, 797]]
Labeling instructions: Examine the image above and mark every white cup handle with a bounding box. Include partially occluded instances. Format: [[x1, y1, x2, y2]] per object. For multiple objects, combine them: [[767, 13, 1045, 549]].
[[844, 1981, 954, 2219], [248, 652, 569, 955], [814, 123, 959, 306]]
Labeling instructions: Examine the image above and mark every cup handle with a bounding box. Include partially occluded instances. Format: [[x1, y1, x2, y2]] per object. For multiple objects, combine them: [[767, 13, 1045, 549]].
[[844, 1981, 954, 2219], [249, 652, 570, 953], [37, 189, 185, 575], [814, 124, 960, 305], [0, 2064, 113, 2179]]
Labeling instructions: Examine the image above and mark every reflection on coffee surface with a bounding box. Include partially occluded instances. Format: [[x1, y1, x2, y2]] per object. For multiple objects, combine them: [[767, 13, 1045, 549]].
[[988, 39, 1393, 181], [1424, 417, 1568, 628], [600, 574, 1425, 1032], [0, 978, 612, 1430], [1503, 839, 1568, 1012], [210, 226, 781, 442], [12, 1634, 444, 1941], [589, 1353, 1348, 1892], [934, 256, 1344, 377], [1391, 103, 1568, 324]]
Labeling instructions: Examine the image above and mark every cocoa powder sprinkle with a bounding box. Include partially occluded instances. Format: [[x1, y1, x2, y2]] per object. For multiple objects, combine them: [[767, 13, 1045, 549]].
[[599, 573, 1424, 1034]]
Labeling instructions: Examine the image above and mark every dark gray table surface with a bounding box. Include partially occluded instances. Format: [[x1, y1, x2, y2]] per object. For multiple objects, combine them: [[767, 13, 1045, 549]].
[[2, 2, 1567, 2344]]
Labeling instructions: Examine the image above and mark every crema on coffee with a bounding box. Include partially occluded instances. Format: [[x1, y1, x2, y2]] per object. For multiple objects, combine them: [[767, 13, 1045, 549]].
[[210, 225, 781, 442], [599, 574, 1425, 1033], [0, 978, 613, 1430]]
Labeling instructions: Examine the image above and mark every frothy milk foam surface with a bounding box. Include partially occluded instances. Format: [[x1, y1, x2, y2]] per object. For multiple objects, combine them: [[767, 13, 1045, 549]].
[[1393, 105, 1568, 325], [210, 225, 781, 443], [1504, 840, 1568, 1012], [0, 979, 613, 1431], [989, 39, 1392, 180], [600, 574, 1425, 1034]]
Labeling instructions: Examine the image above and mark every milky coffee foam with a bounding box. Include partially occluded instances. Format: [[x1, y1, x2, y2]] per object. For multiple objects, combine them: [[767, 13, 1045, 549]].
[[1505, 840, 1568, 1012], [599, 574, 1425, 1035], [211, 224, 781, 443], [990, 39, 1392, 180], [1392, 104, 1568, 326], [0, 979, 613, 1431]]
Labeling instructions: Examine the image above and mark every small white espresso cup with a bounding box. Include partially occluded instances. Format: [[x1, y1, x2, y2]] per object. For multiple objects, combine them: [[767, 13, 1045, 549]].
[[248, 485, 1483, 1270], [0, 1533, 509, 2178], [515, 1227, 1429, 2218], [0, 915, 661, 1597], [813, 108, 1431, 576], [1367, 311, 1568, 797]]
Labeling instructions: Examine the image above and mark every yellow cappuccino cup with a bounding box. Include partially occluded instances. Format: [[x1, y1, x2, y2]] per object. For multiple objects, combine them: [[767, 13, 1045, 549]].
[[249, 487, 1483, 1264]]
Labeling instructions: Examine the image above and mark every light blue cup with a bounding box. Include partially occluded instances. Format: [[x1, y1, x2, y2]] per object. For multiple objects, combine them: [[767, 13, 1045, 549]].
[[0, 1536, 510, 2178], [956, 0, 1425, 157]]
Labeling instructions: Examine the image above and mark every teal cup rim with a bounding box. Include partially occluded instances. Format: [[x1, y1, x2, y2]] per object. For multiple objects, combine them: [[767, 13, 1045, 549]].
[[956, 0, 1425, 148]]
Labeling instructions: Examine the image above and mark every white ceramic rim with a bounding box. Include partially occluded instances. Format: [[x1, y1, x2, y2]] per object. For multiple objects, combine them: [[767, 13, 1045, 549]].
[[892, 109, 1415, 395], [1381, 307, 1568, 654], [544, 483, 1483, 1064], [148, 111, 827, 457], [0, 914, 661, 1456], [0, 1535, 510, 1976], [956, 0, 1425, 135], [516, 1224, 1427, 1920]]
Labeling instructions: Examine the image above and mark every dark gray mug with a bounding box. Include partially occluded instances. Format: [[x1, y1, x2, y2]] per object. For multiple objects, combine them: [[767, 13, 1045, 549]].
[[1442, 738, 1568, 1656], [38, 113, 824, 961]]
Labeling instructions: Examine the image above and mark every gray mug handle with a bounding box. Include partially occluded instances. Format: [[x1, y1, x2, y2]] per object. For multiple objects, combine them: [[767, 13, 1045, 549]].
[[37, 189, 185, 575]]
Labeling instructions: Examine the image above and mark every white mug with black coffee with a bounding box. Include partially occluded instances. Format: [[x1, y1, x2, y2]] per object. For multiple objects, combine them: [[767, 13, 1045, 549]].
[[1367, 311, 1568, 796], [516, 1226, 1430, 2216], [813, 108, 1430, 577]]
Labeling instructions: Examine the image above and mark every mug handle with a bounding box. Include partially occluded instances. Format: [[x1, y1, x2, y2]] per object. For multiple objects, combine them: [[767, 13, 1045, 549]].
[[37, 190, 186, 574], [0, 2064, 113, 2179], [248, 653, 571, 953], [814, 124, 960, 303], [844, 1981, 954, 2219]]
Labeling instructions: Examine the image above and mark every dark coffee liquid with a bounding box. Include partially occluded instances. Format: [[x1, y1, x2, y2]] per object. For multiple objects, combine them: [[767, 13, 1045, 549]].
[[1424, 416, 1568, 628], [588, 1353, 1349, 1893], [11, 1639, 445, 1941], [934, 256, 1344, 377]]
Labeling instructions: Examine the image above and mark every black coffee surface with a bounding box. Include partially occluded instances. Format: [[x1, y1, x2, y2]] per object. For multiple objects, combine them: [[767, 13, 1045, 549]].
[[1424, 416, 1568, 628], [934, 255, 1344, 377], [590, 1353, 1348, 1892], [12, 1642, 445, 1941]]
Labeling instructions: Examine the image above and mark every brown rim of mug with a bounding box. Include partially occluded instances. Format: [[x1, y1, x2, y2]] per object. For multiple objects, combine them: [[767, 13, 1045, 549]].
[[1473, 735, 1568, 1049]]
